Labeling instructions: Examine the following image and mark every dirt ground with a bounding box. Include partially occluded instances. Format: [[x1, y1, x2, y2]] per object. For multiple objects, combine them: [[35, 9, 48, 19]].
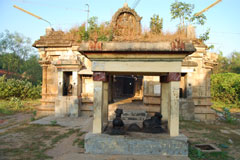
[[0, 113, 239, 160]]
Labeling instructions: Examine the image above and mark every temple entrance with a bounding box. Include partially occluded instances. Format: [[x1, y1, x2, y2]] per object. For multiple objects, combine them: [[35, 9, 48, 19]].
[[113, 75, 135, 99], [123, 76, 134, 95]]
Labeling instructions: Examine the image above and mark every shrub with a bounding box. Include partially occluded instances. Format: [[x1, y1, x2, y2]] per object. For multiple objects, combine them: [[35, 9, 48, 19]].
[[0, 75, 41, 100], [211, 73, 240, 108]]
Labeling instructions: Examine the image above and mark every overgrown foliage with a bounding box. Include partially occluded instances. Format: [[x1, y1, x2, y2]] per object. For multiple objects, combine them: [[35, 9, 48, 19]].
[[150, 14, 163, 34], [211, 73, 240, 108], [170, 1, 207, 27], [0, 30, 42, 84], [0, 75, 41, 100], [214, 51, 240, 74], [69, 17, 113, 42]]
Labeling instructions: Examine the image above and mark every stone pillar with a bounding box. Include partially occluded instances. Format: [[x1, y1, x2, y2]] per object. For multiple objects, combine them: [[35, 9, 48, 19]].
[[167, 73, 181, 137], [72, 71, 78, 96], [160, 82, 169, 121], [92, 72, 108, 134], [103, 82, 109, 124], [161, 73, 180, 137], [57, 71, 63, 96], [108, 75, 113, 103], [168, 81, 180, 137], [93, 81, 103, 133], [42, 65, 48, 99]]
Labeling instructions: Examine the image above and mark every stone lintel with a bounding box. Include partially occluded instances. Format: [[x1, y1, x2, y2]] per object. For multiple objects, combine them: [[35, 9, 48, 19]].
[[80, 42, 196, 53], [93, 72, 108, 82], [160, 73, 181, 83]]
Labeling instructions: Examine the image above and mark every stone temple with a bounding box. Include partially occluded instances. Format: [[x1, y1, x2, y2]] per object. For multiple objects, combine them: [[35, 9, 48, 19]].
[[33, 3, 217, 156]]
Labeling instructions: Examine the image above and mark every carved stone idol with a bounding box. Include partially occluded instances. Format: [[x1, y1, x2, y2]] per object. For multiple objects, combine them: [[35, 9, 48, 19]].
[[110, 109, 125, 135], [142, 112, 164, 133]]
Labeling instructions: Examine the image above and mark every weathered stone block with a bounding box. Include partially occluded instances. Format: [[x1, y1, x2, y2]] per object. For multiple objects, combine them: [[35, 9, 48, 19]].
[[55, 96, 80, 117], [195, 114, 206, 121], [85, 133, 188, 156], [143, 96, 161, 105], [206, 114, 216, 121]]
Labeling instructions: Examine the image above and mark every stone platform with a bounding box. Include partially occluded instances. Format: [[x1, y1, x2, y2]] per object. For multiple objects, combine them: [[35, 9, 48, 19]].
[[85, 132, 188, 156]]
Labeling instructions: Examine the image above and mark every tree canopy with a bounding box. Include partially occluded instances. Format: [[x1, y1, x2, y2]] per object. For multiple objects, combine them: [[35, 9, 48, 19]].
[[150, 14, 163, 34], [214, 51, 240, 74], [170, 1, 207, 27], [0, 30, 41, 84]]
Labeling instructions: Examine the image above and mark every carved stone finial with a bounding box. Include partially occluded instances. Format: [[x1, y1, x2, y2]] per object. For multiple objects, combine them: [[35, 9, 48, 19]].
[[123, 2, 128, 8], [111, 4, 142, 40]]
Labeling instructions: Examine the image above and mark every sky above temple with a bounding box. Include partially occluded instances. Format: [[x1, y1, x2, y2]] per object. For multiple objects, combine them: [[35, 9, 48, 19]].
[[1, 0, 240, 57]]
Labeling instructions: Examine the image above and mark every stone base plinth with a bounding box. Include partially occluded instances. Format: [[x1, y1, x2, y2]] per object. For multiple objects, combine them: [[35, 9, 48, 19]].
[[85, 133, 188, 156], [36, 105, 55, 117], [55, 96, 80, 117]]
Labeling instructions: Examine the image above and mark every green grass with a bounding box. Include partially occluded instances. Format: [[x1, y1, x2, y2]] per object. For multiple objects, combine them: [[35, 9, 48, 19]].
[[212, 100, 239, 110], [0, 99, 40, 115], [189, 145, 234, 160], [0, 124, 58, 159], [51, 128, 80, 145]]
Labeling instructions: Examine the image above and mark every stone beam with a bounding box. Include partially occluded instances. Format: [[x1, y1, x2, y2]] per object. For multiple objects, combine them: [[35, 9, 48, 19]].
[[93, 72, 108, 82], [92, 61, 182, 73], [160, 73, 181, 83]]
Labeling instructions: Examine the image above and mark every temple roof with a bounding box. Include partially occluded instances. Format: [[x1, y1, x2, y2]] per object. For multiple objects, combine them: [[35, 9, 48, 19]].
[[33, 30, 79, 48]]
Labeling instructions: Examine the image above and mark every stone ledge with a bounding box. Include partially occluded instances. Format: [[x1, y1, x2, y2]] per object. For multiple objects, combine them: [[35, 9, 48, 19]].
[[85, 133, 188, 156]]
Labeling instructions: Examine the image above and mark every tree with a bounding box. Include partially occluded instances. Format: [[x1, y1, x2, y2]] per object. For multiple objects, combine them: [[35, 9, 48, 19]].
[[150, 14, 163, 34], [199, 28, 210, 42], [0, 30, 42, 84], [214, 51, 240, 74], [229, 52, 240, 74], [22, 55, 42, 84], [0, 30, 34, 60], [170, 1, 207, 29], [213, 51, 230, 73], [0, 53, 22, 73]]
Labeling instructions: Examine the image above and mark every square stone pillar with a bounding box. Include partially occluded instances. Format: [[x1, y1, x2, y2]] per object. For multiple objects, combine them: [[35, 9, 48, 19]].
[[161, 73, 181, 137], [72, 71, 79, 96], [92, 72, 108, 134], [168, 81, 180, 137], [160, 82, 169, 121], [93, 81, 104, 133], [57, 70, 63, 96], [103, 82, 109, 124]]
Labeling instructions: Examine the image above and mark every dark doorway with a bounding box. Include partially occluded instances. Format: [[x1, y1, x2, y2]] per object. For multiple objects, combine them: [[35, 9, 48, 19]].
[[123, 77, 134, 95], [112, 75, 135, 99]]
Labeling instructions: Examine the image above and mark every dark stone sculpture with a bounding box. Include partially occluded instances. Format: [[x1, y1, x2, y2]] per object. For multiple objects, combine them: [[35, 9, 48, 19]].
[[127, 123, 141, 132], [110, 109, 125, 135], [142, 112, 164, 133]]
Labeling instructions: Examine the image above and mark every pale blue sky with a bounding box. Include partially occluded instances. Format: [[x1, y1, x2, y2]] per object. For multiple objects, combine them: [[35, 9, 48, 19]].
[[1, 0, 240, 56]]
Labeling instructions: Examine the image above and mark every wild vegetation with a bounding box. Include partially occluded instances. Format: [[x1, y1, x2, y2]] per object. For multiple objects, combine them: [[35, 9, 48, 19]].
[[211, 52, 240, 110], [0, 30, 42, 84], [0, 31, 42, 114]]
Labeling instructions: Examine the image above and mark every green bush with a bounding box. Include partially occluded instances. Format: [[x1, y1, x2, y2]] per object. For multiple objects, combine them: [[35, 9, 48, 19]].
[[211, 73, 240, 108], [0, 75, 41, 100]]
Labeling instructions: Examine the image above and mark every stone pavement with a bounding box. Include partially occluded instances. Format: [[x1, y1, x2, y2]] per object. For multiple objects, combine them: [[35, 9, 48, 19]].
[[31, 116, 93, 132]]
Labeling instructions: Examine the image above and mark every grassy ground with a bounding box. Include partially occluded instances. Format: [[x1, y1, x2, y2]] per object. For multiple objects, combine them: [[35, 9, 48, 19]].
[[212, 100, 240, 112], [0, 99, 239, 159], [181, 120, 240, 160], [0, 123, 85, 160], [0, 99, 40, 115]]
